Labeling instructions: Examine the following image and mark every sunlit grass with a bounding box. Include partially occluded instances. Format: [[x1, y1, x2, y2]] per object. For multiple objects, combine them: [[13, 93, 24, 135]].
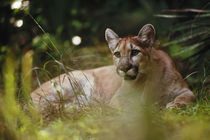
[[21, 50, 34, 102]]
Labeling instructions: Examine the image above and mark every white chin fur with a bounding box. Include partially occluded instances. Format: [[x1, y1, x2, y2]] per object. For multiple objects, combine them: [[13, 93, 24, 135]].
[[118, 69, 137, 78], [118, 70, 126, 77], [127, 69, 137, 77]]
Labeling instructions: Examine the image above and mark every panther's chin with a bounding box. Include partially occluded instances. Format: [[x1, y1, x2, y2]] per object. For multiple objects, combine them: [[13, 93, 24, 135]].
[[117, 67, 138, 80], [124, 75, 137, 80], [124, 68, 138, 80]]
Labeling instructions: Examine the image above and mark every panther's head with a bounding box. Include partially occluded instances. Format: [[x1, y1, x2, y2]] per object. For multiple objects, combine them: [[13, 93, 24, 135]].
[[105, 24, 155, 80]]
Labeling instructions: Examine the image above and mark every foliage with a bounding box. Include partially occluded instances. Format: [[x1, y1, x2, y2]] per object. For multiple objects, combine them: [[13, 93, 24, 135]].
[[162, 9, 210, 69], [156, 8, 210, 91]]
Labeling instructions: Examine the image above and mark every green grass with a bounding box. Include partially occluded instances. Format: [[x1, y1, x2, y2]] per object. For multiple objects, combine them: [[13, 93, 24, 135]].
[[29, 98, 210, 140], [1, 87, 209, 140]]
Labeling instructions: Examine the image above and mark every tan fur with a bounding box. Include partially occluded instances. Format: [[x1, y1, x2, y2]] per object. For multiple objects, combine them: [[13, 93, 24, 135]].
[[31, 24, 195, 109], [31, 66, 122, 107]]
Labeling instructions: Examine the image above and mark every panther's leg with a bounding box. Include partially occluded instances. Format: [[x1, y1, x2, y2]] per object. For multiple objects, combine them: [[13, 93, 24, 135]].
[[166, 90, 195, 109]]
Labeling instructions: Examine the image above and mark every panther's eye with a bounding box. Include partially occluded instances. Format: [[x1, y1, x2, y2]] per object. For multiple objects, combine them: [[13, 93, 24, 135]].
[[131, 49, 140, 56], [114, 51, 121, 58]]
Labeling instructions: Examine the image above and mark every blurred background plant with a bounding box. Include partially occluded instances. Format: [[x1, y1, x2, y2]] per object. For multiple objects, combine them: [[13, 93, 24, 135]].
[[0, 0, 209, 139]]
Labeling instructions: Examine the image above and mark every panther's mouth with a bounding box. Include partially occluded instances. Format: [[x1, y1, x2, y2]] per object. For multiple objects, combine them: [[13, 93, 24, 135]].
[[117, 67, 138, 80], [124, 75, 137, 80]]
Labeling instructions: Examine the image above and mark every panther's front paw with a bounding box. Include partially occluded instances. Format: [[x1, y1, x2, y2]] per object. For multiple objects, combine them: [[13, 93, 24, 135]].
[[166, 101, 186, 109], [166, 101, 176, 109]]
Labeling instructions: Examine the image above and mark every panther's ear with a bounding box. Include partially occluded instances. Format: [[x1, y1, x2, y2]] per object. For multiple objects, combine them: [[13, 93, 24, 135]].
[[105, 28, 120, 52], [137, 24, 155, 47]]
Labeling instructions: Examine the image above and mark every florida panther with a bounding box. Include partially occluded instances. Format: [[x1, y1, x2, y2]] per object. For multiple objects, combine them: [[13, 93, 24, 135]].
[[31, 24, 195, 110]]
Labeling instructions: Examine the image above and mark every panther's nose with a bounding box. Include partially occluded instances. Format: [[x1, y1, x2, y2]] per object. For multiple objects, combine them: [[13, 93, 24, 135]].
[[118, 64, 132, 72]]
